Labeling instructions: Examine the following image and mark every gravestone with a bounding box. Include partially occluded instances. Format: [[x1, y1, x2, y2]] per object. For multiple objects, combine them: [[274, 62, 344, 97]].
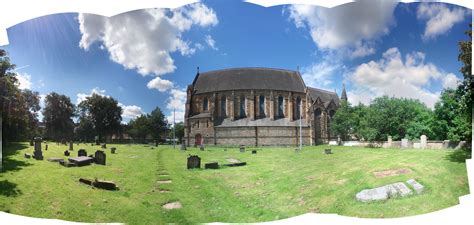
[[69, 142, 73, 151], [401, 138, 409, 148], [33, 137, 43, 160], [95, 136, 100, 145], [420, 135, 427, 149], [64, 150, 70, 156], [94, 150, 106, 165], [205, 162, 219, 169], [111, 147, 116, 154], [68, 156, 94, 167], [45, 144, 48, 151], [29, 140, 34, 146], [442, 140, 450, 149], [200, 144, 205, 151], [252, 150, 257, 154], [187, 155, 201, 169], [455, 141, 467, 150], [24, 153, 31, 159], [324, 149, 332, 154], [78, 149, 87, 157], [387, 136, 393, 147], [239, 145, 245, 153], [181, 142, 187, 151], [406, 179, 424, 194], [47, 157, 63, 162], [101, 143, 107, 149]]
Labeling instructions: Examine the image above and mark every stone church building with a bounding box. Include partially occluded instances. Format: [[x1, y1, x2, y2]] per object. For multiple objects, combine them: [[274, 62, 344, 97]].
[[184, 67, 347, 146]]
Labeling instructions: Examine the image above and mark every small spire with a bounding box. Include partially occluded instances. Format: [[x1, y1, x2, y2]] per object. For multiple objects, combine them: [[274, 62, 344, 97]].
[[341, 82, 348, 102], [197, 66, 200, 74]]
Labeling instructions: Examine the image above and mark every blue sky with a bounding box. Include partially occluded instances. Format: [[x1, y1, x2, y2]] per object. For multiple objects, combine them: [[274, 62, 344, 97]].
[[1, 0, 471, 123]]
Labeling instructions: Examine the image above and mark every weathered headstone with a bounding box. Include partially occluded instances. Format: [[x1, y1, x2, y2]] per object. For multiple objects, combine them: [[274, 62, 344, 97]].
[[78, 149, 87, 157], [180, 142, 187, 151], [387, 136, 393, 147], [111, 147, 116, 154], [406, 179, 424, 194], [455, 141, 467, 150], [205, 162, 219, 169], [252, 150, 257, 154], [200, 143, 205, 151], [33, 137, 43, 160], [29, 140, 34, 146], [187, 155, 201, 169], [68, 156, 94, 167], [324, 149, 332, 154], [45, 144, 48, 151], [356, 182, 413, 202], [24, 153, 31, 159], [47, 157, 63, 162], [94, 150, 106, 165], [64, 150, 70, 156], [239, 145, 245, 153], [442, 140, 450, 149], [101, 143, 107, 149], [69, 141, 73, 151], [401, 138, 409, 148], [95, 136, 100, 145], [420, 135, 427, 149]]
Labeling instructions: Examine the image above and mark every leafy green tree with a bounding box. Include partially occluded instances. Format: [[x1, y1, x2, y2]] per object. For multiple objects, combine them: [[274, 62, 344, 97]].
[[148, 107, 168, 142], [77, 93, 122, 142], [43, 92, 76, 141], [330, 101, 356, 141], [433, 89, 471, 141], [174, 122, 185, 143], [128, 115, 151, 141]]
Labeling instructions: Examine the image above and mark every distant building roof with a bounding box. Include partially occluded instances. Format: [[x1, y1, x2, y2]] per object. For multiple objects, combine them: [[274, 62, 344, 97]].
[[192, 67, 306, 94], [307, 87, 340, 106]]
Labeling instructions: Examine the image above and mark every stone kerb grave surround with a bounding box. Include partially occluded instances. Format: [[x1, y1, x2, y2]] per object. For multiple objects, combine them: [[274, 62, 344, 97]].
[[356, 179, 425, 202]]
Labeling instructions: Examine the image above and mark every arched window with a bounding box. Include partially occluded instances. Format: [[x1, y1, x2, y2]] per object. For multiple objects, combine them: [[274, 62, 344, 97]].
[[203, 98, 208, 112], [278, 95, 284, 118], [314, 108, 322, 118], [220, 95, 226, 117], [295, 96, 301, 119], [259, 95, 265, 117], [329, 110, 336, 119], [240, 95, 246, 118]]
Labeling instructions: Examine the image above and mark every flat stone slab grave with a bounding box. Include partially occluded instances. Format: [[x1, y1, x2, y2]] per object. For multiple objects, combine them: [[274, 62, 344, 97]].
[[157, 180, 172, 184], [162, 201, 182, 210], [68, 156, 94, 167], [373, 168, 412, 178], [226, 158, 241, 163], [47, 157, 64, 162], [356, 179, 424, 202]]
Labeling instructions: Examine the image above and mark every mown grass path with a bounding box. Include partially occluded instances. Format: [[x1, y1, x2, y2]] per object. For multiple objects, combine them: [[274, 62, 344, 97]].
[[0, 143, 470, 224]]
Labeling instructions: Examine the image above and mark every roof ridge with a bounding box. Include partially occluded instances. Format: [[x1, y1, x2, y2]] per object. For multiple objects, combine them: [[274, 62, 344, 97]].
[[308, 86, 337, 94], [200, 67, 298, 74]]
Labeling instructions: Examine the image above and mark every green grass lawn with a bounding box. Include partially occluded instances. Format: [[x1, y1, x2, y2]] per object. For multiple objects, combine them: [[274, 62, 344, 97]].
[[0, 142, 470, 224]]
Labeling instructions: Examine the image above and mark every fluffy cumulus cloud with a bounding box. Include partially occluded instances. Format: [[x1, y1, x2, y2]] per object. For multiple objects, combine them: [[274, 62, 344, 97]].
[[16, 73, 32, 89], [205, 35, 218, 50], [286, 0, 397, 57], [78, 3, 218, 92], [118, 103, 144, 119], [147, 77, 174, 92], [348, 47, 459, 109], [76, 87, 144, 120], [417, 3, 467, 40], [166, 88, 187, 123]]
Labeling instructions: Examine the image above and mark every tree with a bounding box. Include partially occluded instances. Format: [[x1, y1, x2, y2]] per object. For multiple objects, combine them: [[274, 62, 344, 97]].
[[21, 89, 41, 137], [42, 92, 76, 141], [433, 89, 471, 142], [330, 101, 356, 141], [77, 93, 122, 142], [148, 107, 168, 142], [174, 122, 185, 143], [455, 24, 472, 143], [128, 115, 151, 141]]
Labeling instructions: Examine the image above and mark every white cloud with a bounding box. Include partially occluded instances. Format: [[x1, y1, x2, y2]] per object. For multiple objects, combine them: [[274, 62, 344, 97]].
[[147, 77, 174, 92], [286, 0, 397, 57], [205, 35, 218, 50], [301, 60, 340, 89], [442, 73, 460, 89], [166, 88, 186, 123], [348, 47, 456, 109], [417, 3, 467, 40], [16, 73, 32, 89], [118, 103, 144, 119], [76, 87, 107, 104], [78, 3, 218, 77]]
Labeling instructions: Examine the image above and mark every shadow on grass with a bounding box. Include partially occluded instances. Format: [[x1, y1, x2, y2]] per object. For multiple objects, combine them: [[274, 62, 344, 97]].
[[0, 180, 22, 197], [445, 148, 472, 163], [1, 142, 32, 173]]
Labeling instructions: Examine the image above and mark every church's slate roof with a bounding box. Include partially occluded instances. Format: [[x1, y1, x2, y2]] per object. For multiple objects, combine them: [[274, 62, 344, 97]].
[[192, 67, 306, 94], [308, 87, 340, 106]]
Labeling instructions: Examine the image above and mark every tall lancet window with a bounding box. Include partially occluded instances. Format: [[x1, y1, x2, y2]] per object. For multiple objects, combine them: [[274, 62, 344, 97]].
[[295, 96, 301, 119], [221, 95, 226, 117], [203, 98, 208, 112], [278, 95, 284, 118], [259, 95, 265, 117], [240, 95, 246, 118]]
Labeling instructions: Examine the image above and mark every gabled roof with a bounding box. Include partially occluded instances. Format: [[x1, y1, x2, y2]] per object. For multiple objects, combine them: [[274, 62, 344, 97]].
[[308, 87, 340, 107], [192, 67, 306, 94]]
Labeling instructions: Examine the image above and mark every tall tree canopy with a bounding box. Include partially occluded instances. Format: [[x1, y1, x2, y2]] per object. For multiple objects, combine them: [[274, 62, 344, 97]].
[[77, 93, 122, 142], [42, 92, 76, 141]]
